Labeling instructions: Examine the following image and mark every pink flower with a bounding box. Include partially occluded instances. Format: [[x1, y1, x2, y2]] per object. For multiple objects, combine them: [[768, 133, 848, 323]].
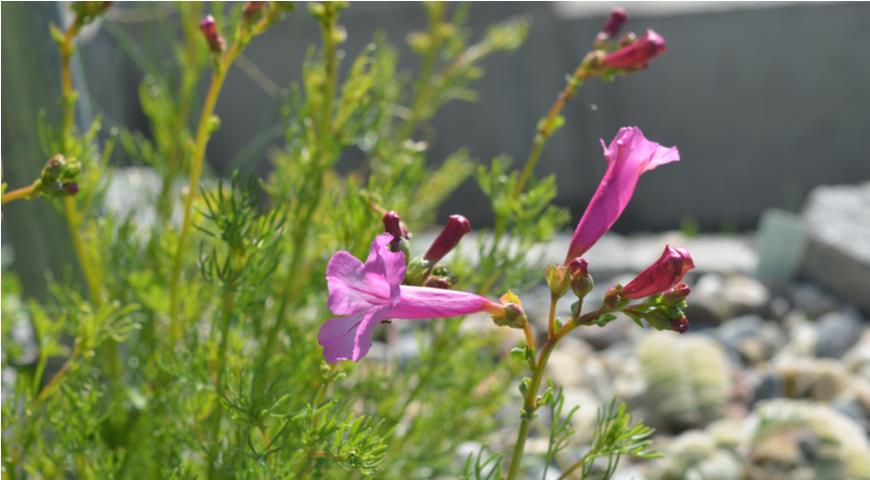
[[564, 127, 679, 263], [602, 29, 666, 70], [424, 215, 471, 264], [318, 234, 503, 363], [621, 245, 694, 299]]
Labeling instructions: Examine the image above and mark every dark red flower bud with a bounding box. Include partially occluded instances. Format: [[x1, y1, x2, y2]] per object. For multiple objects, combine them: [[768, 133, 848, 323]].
[[670, 315, 689, 334], [621, 245, 694, 299], [601, 7, 628, 38], [199, 15, 225, 53], [568, 258, 594, 299], [62, 182, 79, 195], [602, 29, 666, 70], [424, 214, 471, 264], [243, 1, 267, 20]]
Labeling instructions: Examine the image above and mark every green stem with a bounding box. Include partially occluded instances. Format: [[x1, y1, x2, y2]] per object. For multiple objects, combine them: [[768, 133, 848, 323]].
[[1, 184, 36, 204], [168, 45, 241, 341], [506, 300, 606, 479], [207, 287, 235, 479], [511, 54, 594, 198], [397, 3, 444, 141], [263, 4, 339, 360], [157, 3, 202, 221]]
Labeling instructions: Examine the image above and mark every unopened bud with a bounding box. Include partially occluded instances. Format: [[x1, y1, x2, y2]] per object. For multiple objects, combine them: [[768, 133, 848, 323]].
[[423, 276, 451, 289], [603, 286, 621, 311], [72, 1, 112, 23], [44, 154, 66, 177], [670, 315, 690, 334], [383, 210, 406, 251], [601, 7, 628, 38], [404, 256, 431, 286], [491, 291, 528, 329], [568, 258, 594, 299], [62, 183, 79, 195], [602, 29, 666, 71], [621, 246, 694, 299], [661, 283, 691, 306], [243, 1, 268, 20], [545, 265, 571, 299], [424, 214, 471, 264], [619, 32, 637, 47], [199, 15, 226, 53]]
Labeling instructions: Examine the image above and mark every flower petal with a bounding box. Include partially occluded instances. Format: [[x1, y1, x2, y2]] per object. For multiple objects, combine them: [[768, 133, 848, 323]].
[[318, 306, 387, 363], [565, 127, 679, 263], [389, 286, 498, 319], [326, 251, 380, 316], [363, 233, 406, 306]]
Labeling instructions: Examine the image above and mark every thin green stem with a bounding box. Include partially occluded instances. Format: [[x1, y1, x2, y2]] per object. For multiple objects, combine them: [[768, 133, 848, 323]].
[[168, 45, 241, 341], [512, 54, 595, 199], [207, 287, 236, 479], [506, 299, 607, 480], [157, 3, 203, 221], [263, 4, 339, 359]]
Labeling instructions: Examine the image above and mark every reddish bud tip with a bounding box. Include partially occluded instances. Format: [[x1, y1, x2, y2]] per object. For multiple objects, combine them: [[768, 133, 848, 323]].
[[424, 214, 471, 264], [383, 210, 409, 251], [602, 29, 666, 70], [621, 245, 694, 299], [567, 258, 594, 299], [243, 1, 267, 19], [602, 7, 628, 38], [199, 15, 225, 53], [567, 258, 589, 276], [423, 276, 451, 289], [670, 316, 689, 334], [62, 182, 79, 195]]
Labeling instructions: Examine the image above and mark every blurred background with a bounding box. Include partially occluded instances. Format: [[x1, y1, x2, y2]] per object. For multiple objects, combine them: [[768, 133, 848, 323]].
[[4, 4, 870, 477]]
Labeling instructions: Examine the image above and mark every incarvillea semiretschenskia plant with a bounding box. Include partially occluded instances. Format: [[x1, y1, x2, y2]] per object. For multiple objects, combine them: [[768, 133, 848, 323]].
[[3, 3, 692, 478]]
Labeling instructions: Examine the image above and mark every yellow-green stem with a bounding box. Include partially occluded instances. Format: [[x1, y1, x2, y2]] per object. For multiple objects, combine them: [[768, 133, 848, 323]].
[[512, 56, 593, 198], [506, 300, 605, 479], [168, 46, 240, 341], [2, 184, 37, 204], [264, 4, 339, 357]]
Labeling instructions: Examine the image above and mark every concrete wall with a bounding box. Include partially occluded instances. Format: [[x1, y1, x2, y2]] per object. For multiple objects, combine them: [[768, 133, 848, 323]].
[[6, 2, 870, 237]]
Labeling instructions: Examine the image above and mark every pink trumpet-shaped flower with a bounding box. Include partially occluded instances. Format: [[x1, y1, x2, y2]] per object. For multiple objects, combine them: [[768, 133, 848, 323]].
[[564, 127, 679, 263], [318, 234, 503, 363], [621, 245, 694, 299], [602, 29, 666, 70]]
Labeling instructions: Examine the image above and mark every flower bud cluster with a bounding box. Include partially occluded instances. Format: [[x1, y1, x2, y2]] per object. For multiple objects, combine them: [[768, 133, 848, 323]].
[[589, 7, 667, 73], [34, 154, 82, 199], [382, 211, 471, 290]]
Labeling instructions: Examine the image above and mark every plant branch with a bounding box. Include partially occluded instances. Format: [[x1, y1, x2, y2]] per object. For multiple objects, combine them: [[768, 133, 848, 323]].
[[512, 53, 596, 198], [2, 184, 37, 204]]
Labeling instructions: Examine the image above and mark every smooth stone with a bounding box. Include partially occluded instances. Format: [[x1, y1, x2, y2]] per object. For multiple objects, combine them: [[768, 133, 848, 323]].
[[778, 358, 849, 401], [800, 182, 870, 315], [756, 209, 807, 281], [789, 283, 840, 318], [753, 371, 784, 403], [814, 310, 864, 359], [689, 274, 770, 326]]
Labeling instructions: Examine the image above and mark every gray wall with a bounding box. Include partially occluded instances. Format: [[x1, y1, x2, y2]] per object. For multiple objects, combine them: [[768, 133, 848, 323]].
[[8, 2, 870, 237]]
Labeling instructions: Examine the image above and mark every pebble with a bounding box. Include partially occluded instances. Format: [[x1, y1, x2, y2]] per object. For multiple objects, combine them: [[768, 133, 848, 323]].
[[814, 310, 864, 359]]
